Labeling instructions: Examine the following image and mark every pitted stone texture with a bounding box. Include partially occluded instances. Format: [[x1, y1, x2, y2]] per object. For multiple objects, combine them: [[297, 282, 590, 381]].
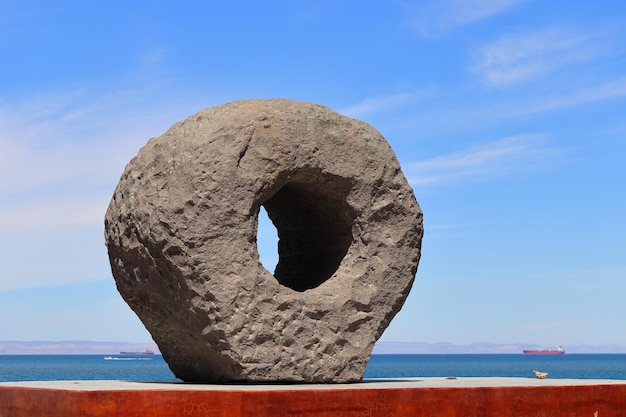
[[104, 99, 423, 383]]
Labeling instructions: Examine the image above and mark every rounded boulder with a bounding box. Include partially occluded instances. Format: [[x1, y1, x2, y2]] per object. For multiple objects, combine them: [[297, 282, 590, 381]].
[[104, 99, 423, 383]]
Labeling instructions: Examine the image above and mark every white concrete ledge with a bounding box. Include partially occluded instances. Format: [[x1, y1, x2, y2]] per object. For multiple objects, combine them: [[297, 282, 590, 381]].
[[2, 377, 626, 391]]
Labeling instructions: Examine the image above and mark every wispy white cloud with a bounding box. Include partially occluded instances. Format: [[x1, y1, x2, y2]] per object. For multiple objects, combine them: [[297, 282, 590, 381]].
[[406, 134, 567, 186], [0, 103, 142, 244], [472, 26, 612, 87], [517, 77, 626, 115], [0, 134, 119, 197], [0, 65, 247, 292], [482, 76, 626, 120], [0, 32, 201, 291], [408, 0, 530, 37], [340, 89, 433, 118], [0, 197, 109, 234], [0, 88, 190, 199], [0, 87, 203, 292], [392, 73, 626, 137]]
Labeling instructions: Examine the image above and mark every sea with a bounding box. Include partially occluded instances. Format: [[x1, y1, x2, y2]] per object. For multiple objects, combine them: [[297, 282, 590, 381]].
[[1, 354, 626, 383]]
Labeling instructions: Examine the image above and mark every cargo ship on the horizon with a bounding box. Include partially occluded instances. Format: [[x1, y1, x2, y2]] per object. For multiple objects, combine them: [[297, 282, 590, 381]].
[[119, 349, 154, 355], [523, 346, 565, 355]]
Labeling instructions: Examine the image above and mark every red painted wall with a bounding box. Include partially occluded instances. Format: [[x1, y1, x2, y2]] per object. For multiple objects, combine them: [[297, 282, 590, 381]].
[[1, 384, 625, 417]]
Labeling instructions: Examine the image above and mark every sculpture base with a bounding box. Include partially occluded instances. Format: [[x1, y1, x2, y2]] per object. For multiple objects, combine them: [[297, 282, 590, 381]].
[[2, 378, 626, 416]]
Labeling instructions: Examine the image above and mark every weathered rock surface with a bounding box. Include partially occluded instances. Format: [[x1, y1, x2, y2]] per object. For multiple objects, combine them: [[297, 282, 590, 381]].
[[104, 99, 423, 383]]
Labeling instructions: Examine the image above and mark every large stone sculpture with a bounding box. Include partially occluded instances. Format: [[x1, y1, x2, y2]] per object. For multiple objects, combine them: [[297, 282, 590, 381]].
[[104, 99, 423, 383]]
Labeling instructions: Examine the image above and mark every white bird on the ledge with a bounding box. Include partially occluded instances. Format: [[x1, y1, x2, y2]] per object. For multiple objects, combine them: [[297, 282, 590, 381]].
[[533, 370, 548, 379]]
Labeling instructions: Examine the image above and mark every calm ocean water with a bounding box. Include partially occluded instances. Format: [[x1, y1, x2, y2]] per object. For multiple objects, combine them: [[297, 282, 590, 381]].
[[1, 354, 625, 383]]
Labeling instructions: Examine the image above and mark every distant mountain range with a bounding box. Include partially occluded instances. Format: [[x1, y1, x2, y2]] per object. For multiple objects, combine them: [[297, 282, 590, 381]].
[[0, 341, 160, 355], [1, 340, 625, 355], [373, 342, 626, 354]]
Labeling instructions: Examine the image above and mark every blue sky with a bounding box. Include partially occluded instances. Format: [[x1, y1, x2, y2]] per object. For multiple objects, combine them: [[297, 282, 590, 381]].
[[1, 0, 625, 347]]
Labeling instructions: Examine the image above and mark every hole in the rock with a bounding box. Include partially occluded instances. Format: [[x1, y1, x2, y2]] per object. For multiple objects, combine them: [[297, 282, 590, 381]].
[[257, 206, 279, 272], [260, 174, 355, 292]]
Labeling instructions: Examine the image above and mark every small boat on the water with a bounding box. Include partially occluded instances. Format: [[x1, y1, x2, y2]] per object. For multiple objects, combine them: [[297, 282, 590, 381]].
[[523, 346, 565, 355], [119, 349, 154, 355]]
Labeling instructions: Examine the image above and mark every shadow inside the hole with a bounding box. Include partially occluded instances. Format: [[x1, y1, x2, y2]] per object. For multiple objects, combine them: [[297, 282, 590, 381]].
[[260, 174, 355, 292]]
